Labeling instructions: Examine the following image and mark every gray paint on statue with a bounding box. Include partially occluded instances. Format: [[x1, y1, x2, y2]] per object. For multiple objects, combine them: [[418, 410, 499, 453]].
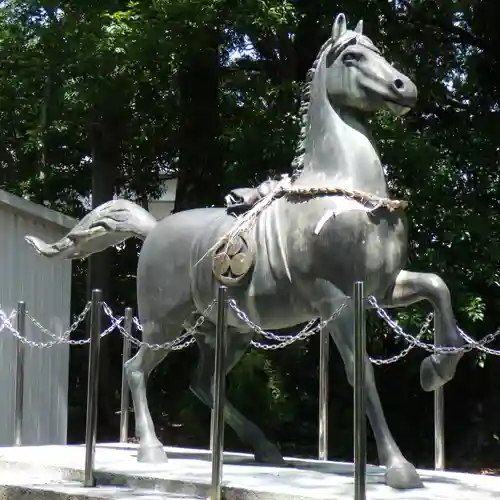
[[25, 14, 466, 491]]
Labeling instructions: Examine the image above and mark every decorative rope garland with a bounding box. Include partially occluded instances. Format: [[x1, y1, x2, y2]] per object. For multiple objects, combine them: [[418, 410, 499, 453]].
[[197, 177, 408, 268], [279, 184, 408, 211]]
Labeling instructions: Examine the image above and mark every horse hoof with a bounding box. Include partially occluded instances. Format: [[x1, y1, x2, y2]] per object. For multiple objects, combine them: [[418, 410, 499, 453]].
[[254, 444, 285, 465], [420, 355, 454, 392], [137, 444, 168, 463], [385, 461, 424, 490]]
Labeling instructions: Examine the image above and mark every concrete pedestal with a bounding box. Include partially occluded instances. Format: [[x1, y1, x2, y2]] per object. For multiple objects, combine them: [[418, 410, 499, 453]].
[[0, 443, 497, 499]]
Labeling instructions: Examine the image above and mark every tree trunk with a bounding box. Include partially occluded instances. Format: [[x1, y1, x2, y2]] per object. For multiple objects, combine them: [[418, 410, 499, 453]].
[[174, 27, 222, 212], [87, 119, 119, 439]]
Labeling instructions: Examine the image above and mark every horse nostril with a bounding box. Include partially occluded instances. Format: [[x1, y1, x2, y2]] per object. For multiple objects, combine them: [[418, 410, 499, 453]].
[[394, 78, 404, 90]]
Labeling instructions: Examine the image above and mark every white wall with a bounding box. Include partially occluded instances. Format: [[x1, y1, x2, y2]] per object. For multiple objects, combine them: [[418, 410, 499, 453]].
[[148, 177, 177, 220], [0, 192, 74, 446]]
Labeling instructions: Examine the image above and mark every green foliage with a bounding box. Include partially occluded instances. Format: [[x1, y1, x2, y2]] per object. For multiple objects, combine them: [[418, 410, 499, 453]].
[[2, 0, 500, 470]]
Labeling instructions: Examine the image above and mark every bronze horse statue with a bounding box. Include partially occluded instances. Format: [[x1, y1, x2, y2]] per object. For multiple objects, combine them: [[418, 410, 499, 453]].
[[25, 13, 466, 490]]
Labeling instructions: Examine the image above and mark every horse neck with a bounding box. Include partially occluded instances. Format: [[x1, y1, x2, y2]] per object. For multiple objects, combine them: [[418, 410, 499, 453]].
[[296, 94, 388, 197]]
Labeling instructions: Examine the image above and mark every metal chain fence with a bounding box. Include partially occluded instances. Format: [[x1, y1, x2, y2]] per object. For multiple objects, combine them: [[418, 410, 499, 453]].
[[2, 294, 500, 357], [3, 286, 500, 494]]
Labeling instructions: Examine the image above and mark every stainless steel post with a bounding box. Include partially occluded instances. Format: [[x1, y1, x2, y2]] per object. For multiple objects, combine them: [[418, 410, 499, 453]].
[[353, 282, 366, 500], [434, 315, 445, 470], [84, 289, 102, 487], [210, 286, 228, 500], [434, 388, 444, 470], [120, 307, 133, 443], [318, 326, 329, 460], [210, 406, 215, 451], [14, 301, 26, 446]]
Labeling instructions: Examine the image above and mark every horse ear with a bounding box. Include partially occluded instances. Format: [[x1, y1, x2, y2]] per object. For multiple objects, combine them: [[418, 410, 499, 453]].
[[332, 13, 347, 42], [354, 19, 363, 34]]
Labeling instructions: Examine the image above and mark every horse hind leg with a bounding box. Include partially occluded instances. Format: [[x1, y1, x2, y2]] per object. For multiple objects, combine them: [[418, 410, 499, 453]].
[[326, 305, 423, 490], [190, 327, 285, 465], [125, 322, 172, 463]]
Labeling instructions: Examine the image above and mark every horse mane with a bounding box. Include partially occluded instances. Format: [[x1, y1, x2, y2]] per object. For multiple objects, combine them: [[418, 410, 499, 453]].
[[291, 38, 333, 180], [290, 32, 371, 180]]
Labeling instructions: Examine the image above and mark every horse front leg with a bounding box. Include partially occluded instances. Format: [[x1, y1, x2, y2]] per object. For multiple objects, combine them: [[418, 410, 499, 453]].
[[324, 305, 423, 489], [380, 270, 466, 392]]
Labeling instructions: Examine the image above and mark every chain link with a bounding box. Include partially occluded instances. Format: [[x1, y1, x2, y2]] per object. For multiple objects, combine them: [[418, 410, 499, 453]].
[[3, 292, 500, 362], [1, 303, 122, 348], [228, 298, 348, 350], [132, 316, 143, 332], [0, 310, 17, 333], [368, 296, 468, 354], [0, 303, 119, 349], [367, 296, 500, 356], [102, 301, 216, 351], [458, 326, 500, 356], [25, 302, 92, 345], [369, 312, 434, 365]]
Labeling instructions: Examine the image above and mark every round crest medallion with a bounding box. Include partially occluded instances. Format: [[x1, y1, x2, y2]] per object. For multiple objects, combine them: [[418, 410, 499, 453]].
[[212, 233, 254, 286]]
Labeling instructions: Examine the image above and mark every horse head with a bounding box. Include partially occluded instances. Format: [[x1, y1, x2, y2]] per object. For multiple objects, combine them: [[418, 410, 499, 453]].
[[292, 13, 418, 188], [325, 13, 417, 116]]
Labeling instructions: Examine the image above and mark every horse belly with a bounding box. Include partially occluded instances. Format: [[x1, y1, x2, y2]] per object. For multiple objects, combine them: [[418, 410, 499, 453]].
[[137, 208, 230, 322]]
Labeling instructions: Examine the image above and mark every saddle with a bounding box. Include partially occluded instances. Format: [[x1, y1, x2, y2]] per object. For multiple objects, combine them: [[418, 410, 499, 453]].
[[224, 179, 279, 216], [212, 180, 279, 286]]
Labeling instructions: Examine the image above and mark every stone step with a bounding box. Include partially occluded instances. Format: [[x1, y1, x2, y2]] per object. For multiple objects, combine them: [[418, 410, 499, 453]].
[[0, 481, 203, 500], [0, 443, 499, 500]]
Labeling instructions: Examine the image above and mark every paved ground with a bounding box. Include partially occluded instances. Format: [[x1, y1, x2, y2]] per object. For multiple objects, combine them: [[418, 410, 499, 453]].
[[0, 443, 498, 499]]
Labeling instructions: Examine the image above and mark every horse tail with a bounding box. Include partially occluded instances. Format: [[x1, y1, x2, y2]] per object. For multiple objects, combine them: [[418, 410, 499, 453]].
[[25, 199, 158, 260]]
